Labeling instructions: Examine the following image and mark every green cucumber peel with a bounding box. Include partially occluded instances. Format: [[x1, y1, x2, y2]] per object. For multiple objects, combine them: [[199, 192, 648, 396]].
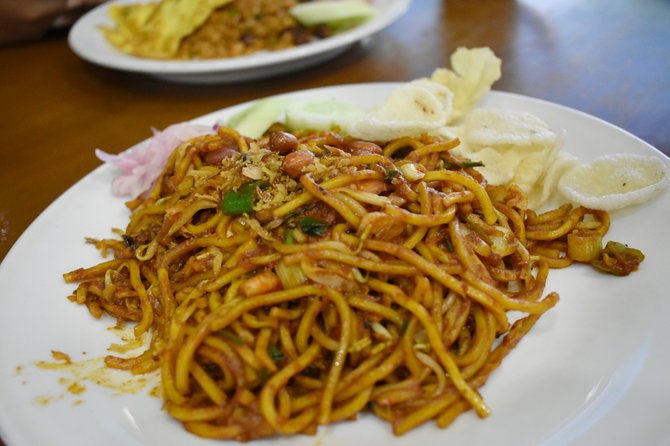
[[227, 98, 290, 138], [290, 1, 376, 28]]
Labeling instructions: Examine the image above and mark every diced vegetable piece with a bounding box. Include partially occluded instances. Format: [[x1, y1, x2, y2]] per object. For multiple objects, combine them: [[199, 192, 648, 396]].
[[567, 231, 603, 262], [275, 260, 307, 289], [398, 163, 425, 181], [352, 267, 369, 283], [591, 241, 645, 276]]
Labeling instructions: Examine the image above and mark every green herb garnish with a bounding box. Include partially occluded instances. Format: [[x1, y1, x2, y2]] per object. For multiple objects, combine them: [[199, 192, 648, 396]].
[[299, 217, 328, 236], [400, 319, 409, 336], [257, 366, 269, 383], [216, 329, 244, 345], [283, 202, 317, 220], [462, 161, 485, 168], [441, 158, 485, 169], [384, 169, 400, 182], [221, 181, 264, 216], [268, 344, 285, 363], [284, 228, 295, 245], [122, 235, 134, 247]]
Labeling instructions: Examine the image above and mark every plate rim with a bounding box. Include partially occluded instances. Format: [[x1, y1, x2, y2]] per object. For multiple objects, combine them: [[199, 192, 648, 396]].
[[1, 84, 669, 446]]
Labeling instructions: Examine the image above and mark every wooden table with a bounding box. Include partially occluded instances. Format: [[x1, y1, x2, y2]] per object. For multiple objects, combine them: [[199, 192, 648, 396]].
[[0, 0, 668, 443]]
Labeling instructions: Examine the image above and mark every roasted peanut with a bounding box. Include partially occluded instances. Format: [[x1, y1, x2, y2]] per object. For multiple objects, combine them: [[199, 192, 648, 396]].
[[203, 147, 238, 164], [269, 131, 299, 154], [282, 149, 315, 178], [346, 141, 383, 156]]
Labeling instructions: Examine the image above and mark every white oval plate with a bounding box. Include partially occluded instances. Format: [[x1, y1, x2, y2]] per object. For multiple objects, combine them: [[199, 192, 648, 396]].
[[68, 0, 411, 84], [1, 84, 669, 446]]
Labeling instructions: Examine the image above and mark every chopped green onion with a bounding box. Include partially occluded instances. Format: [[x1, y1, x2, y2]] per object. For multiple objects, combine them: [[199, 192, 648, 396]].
[[284, 228, 295, 245], [257, 366, 269, 383], [400, 319, 409, 336], [462, 161, 485, 168], [440, 159, 457, 169], [283, 202, 317, 220], [441, 158, 484, 169], [221, 181, 264, 216], [299, 217, 328, 236], [216, 329, 244, 345], [122, 235, 134, 247], [384, 169, 400, 182], [268, 344, 285, 363]]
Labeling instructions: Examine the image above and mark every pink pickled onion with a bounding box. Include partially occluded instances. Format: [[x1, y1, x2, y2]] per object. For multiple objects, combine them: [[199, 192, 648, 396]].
[[96, 122, 217, 198]]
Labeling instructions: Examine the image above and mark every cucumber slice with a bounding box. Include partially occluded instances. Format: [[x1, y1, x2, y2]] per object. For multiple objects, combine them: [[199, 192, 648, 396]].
[[285, 98, 366, 132], [227, 97, 367, 137], [227, 98, 289, 138], [290, 1, 376, 27]]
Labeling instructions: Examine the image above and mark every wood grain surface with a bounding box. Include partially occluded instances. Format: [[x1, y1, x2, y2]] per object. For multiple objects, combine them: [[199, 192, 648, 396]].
[[0, 0, 668, 442]]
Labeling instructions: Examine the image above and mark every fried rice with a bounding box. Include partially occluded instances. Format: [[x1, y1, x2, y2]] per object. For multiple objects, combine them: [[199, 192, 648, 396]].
[[176, 0, 332, 60]]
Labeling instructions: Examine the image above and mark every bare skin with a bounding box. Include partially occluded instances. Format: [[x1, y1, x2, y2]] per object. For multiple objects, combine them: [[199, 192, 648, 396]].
[[0, 0, 105, 45]]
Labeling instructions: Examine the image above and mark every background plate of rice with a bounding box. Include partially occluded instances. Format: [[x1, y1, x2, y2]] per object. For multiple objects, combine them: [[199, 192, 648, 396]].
[[68, 0, 411, 84]]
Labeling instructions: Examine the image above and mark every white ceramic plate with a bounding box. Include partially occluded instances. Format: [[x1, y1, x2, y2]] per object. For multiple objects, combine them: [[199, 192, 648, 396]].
[[68, 0, 410, 84], [1, 84, 669, 446]]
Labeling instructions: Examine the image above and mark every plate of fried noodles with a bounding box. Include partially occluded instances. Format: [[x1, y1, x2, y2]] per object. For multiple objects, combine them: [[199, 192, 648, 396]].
[[68, 0, 410, 84], [0, 83, 669, 446]]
